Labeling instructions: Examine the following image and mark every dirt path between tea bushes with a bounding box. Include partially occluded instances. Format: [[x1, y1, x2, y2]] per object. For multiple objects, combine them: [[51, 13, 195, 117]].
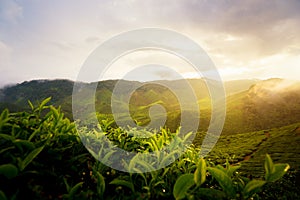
[[243, 135, 269, 161]]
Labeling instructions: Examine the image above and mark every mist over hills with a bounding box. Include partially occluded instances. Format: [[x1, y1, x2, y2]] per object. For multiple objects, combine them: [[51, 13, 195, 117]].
[[242, 79, 300, 130], [0, 78, 299, 135]]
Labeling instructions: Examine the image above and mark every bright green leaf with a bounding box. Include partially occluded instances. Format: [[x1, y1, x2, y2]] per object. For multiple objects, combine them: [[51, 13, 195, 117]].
[[28, 100, 34, 110], [28, 128, 41, 142], [264, 154, 274, 179], [50, 106, 59, 121], [159, 150, 178, 168], [0, 109, 9, 121], [39, 97, 51, 111], [266, 163, 290, 182], [207, 167, 235, 198], [216, 165, 226, 173], [173, 173, 194, 200], [194, 158, 206, 186], [243, 180, 266, 199], [227, 165, 241, 177]]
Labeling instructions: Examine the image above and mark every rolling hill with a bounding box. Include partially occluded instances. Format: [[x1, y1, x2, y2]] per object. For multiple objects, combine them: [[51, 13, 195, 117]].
[[1, 78, 299, 135]]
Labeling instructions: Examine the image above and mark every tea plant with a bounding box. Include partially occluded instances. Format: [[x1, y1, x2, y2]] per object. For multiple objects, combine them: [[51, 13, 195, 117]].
[[0, 98, 92, 199], [173, 154, 290, 200], [0, 98, 295, 199]]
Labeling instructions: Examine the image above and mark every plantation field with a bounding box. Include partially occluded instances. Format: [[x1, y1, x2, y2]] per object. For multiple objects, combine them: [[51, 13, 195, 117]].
[[0, 99, 299, 199], [199, 123, 300, 175], [239, 123, 300, 175]]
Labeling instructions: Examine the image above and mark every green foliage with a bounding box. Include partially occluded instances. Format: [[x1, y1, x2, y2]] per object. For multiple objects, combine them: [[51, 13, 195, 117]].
[[0, 190, 8, 200], [207, 166, 236, 198], [171, 154, 289, 200], [194, 158, 206, 186], [63, 181, 84, 199], [3, 78, 300, 135], [0, 98, 296, 199], [265, 154, 290, 182], [173, 174, 194, 200], [0, 164, 18, 179], [110, 179, 135, 193], [19, 146, 44, 171], [0, 101, 90, 199], [243, 180, 266, 199]]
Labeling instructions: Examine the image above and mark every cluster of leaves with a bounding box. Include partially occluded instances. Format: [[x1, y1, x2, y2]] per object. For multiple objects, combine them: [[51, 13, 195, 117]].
[[0, 98, 292, 199], [0, 98, 96, 199], [173, 154, 290, 200]]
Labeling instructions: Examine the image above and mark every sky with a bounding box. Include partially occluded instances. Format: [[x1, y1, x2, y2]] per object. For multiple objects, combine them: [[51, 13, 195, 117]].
[[0, 0, 300, 86]]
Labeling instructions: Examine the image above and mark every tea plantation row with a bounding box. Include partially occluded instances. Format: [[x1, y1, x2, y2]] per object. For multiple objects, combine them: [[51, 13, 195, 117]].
[[0, 99, 297, 199]]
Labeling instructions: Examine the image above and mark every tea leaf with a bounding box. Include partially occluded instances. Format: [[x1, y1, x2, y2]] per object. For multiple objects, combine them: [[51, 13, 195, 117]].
[[20, 146, 44, 171], [0, 109, 10, 130], [0, 164, 18, 179], [0, 146, 15, 154], [50, 106, 59, 121], [14, 139, 35, 152], [159, 150, 178, 168], [0, 134, 15, 141], [39, 97, 51, 111], [266, 163, 290, 182], [0, 190, 8, 200], [243, 180, 266, 199], [95, 172, 105, 198], [133, 156, 156, 172], [63, 177, 71, 192], [173, 174, 194, 200], [28, 128, 41, 142], [194, 158, 206, 186], [110, 179, 135, 192], [264, 154, 274, 179], [68, 182, 83, 198], [0, 109, 9, 121], [216, 164, 226, 173], [28, 100, 34, 110], [197, 188, 226, 199], [226, 165, 241, 177], [207, 167, 235, 198]]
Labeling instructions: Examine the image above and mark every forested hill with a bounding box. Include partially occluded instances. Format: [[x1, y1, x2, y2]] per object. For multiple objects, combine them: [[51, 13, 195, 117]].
[[0, 78, 256, 113], [1, 78, 299, 134], [0, 79, 74, 111], [223, 78, 300, 134]]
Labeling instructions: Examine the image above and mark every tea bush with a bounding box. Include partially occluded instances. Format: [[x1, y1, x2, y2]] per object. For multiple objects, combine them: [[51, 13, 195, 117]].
[[0, 99, 293, 199]]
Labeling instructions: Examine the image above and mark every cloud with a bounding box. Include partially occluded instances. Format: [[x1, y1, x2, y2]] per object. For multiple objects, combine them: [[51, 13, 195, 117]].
[[0, 0, 23, 24], [180, 0, 300, 59], [0, 0, 300, 85], [0, 40, 12, 61]]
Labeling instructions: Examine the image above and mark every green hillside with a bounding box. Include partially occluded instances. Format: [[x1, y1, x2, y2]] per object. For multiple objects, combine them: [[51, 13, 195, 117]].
[[1, 78, 300, 135], [199, 122, 300, 173]]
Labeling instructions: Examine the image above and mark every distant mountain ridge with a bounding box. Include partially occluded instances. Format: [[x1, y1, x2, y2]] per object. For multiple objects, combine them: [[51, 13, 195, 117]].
[[1, 78, 299, 134], [0, 78, 257, 110]]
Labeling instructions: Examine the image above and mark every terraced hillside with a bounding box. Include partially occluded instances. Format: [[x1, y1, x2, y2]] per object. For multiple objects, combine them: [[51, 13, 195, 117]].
[[200, 122, 300, 176], [240, 123, 300, 176]]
